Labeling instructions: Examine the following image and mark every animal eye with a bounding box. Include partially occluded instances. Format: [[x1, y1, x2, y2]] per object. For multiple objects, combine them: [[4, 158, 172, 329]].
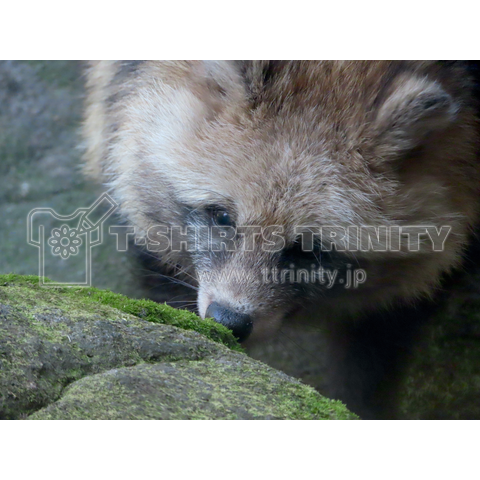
[[206, 206, 234, 227]]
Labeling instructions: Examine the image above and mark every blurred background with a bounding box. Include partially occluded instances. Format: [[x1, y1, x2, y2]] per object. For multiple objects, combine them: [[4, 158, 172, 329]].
[[0, 61, 144, 297]]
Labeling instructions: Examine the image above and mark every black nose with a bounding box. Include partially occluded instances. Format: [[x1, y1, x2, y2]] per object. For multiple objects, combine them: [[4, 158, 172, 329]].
[[205, 302, 253, 342]]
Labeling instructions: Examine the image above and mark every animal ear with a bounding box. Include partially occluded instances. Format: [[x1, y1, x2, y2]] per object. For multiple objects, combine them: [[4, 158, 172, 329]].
[[370, 76, 459, 160]]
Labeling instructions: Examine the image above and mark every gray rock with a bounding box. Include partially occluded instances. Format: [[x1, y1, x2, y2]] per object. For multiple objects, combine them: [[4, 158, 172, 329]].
[[0, 275, 357, 420]]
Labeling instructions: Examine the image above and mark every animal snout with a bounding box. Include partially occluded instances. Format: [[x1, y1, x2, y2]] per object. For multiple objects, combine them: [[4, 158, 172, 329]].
[[205, 302, 253, 342]]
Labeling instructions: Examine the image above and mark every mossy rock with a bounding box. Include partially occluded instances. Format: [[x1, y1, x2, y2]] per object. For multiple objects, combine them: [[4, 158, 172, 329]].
[[0, 274, 357, 420]]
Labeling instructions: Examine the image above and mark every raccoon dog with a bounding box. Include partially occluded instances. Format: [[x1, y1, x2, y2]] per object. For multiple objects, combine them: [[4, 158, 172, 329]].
[[83, 61, 480, 418]]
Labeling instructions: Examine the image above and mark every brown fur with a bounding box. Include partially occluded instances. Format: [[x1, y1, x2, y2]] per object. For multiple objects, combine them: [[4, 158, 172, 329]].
[[83, 61, 480, 418]]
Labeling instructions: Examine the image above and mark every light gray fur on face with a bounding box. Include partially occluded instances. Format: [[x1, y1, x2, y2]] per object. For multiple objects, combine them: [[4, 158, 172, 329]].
[[83, 61, 480, 338]]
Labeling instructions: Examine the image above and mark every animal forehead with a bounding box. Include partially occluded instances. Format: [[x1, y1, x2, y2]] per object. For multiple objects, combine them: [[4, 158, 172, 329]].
[[225, 173, 347, 228], [173, 130, 362, 220]]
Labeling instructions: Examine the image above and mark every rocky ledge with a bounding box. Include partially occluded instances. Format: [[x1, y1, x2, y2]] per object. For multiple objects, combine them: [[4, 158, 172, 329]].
[[0, 274, 357, 420]]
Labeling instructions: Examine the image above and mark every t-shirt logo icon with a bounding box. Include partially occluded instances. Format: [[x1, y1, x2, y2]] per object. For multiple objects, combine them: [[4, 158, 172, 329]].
[[27, 193, 118, 287]]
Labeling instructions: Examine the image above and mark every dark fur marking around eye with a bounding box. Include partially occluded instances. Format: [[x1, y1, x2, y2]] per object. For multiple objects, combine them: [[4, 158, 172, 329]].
[[278, 241, 346, 271]]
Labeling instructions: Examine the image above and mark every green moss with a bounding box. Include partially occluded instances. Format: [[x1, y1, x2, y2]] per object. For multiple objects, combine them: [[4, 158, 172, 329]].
[[0, 274, 241, 418], [1, 273, 48, 285], [30, 357, 358, 420], [1, 273, 357, 420], [0, 273, 241, 351]]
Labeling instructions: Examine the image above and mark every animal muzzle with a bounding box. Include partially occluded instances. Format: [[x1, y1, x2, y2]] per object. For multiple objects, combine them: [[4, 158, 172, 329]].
[[205, 302, 253, 342]]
